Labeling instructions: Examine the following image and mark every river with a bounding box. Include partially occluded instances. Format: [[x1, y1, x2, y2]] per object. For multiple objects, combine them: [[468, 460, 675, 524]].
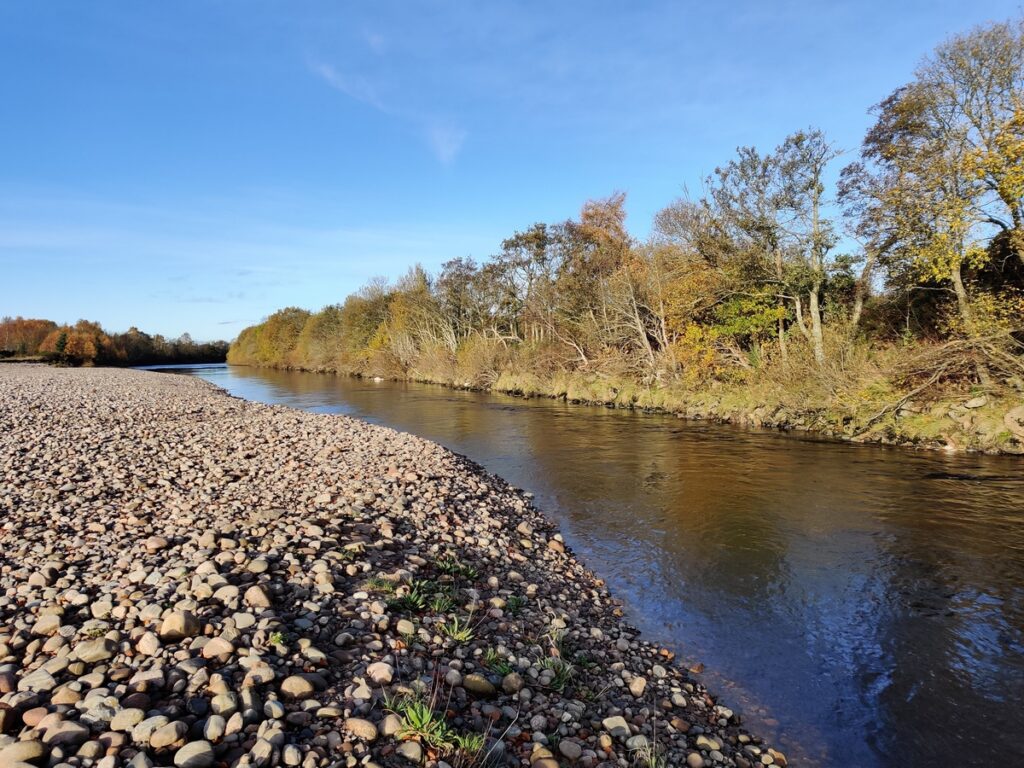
[[164, 363, 1024, 768]]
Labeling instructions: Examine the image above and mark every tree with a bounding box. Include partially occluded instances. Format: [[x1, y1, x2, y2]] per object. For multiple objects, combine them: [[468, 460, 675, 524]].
[[705, 145, 794, 360], [917, 17, 1024, 266], [862, 84, 990, 334], [776, 128, 840, 364]]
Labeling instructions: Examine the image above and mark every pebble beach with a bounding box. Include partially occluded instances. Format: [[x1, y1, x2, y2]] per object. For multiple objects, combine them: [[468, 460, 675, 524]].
[[0, 365, 783, 768]]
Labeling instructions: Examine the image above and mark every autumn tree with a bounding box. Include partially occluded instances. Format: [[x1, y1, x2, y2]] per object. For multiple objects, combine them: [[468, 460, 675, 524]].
[[918, 17, 1024, 265]]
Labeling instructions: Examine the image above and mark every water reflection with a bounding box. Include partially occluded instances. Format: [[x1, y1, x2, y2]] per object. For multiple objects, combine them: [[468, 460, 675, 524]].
[[169, 364, 1024, 768]]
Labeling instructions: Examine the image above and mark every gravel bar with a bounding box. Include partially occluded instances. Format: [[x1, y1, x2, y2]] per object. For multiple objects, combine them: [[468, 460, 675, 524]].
[[0, 366, 784, 768]]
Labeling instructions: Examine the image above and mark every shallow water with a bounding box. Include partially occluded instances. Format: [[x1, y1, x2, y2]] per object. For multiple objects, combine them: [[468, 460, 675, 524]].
[[168, 364, 1024, 767]]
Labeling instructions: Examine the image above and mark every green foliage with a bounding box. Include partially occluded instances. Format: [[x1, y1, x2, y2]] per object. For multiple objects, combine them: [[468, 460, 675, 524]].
[[439, 615, 475, 643], [436, 554, 478, 581], [389, 694, 453, 751], [505, 595, 526, 616], [429, 591, 456, 614], [481, 647, 514, 676], [361, 576, 397, 594], [388, 579, 433, 613], [384, 689, 490, 760], [268, 630, 287, 646], [713, 293, 786, 343], [451, 731, 487, 759], [537, 656, 577, 692]]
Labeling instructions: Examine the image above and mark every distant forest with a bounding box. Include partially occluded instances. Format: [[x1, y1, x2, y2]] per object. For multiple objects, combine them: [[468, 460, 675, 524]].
[[230, 14, 1024, 443], [0, 317, 228, 367]]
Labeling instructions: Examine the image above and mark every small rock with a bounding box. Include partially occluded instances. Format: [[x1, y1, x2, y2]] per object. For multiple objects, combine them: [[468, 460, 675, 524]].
[[462, 673, 496, 696], [280, 675, 315, 701], [137, 632, 161, 656], [32, 614, 61, 637], [150, 720, 188, 749], [43, 721, 90, 746], [602, 716, 630, 739], [174, 741, 215, 768], [76, 637, 116, 663], [366, 661, 394, 685], [159, 611, 199, 642], [559, 740, 583, 760], [502, 672, 524, 694], [397, 741, 422, 763], [0, 740, 48, 764], [629, 676, 647, 697], [343, 718, 378, 742], [110, 708, 145, 732], [204, 714, 226, 741], [244, 585, 272, 609]]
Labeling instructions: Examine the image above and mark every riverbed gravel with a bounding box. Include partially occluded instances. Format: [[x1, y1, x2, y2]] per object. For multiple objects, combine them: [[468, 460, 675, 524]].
[[0, 365, 784, 768]]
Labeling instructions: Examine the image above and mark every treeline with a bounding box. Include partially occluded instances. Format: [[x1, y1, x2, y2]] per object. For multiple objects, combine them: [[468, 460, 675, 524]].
[[0, 317, 229, 367], [229, 17, 1024, 440]]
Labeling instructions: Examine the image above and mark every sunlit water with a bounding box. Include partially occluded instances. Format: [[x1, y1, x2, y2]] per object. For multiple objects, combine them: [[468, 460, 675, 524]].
[[159, 364, 1024, 767]]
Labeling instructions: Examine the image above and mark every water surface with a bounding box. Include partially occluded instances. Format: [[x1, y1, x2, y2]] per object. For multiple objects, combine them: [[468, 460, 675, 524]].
[[169, 364, 1024, 768]]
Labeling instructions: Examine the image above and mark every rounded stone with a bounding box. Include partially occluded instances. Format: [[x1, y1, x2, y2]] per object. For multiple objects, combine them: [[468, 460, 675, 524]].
[[280, 675, 315, 701], [174, 741, 215, 768], [0, 740, 48, 764], [461, 673, 496, 696], [559, 739, 583, 760], [343, 717, 378, 742], [150, 720, 188, 749], [365, 661, 394, 685], [396, 741, 422, 763]]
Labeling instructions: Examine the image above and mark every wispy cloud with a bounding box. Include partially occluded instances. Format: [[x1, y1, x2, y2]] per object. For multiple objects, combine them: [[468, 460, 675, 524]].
[[425, 118, 466, 165], [362, 29, 387, 55], [308, 62, 385, 111], [309, 60, 466, 165]]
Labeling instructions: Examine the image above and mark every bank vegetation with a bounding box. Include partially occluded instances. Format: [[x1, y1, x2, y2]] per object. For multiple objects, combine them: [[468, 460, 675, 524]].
[[0, 317, 228, 367], [230, 17, 1024, 452]]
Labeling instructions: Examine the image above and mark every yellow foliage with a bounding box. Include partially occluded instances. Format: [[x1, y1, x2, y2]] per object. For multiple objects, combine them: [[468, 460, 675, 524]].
[[670, 325, 718, 386]]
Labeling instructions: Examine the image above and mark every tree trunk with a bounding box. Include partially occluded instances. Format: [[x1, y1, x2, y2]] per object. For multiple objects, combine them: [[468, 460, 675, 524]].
[[793, 295, 812, 342], [950, 262, 972, 329], [777, 315, 788, 361], [809, 283, 826, 365], [950, 262, 992, 386], [774, 248, 788, 361], [850, 248, 878, 331]]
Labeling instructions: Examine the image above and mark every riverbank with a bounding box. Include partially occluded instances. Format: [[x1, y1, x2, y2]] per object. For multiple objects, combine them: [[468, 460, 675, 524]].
[[489, 371, 1024, 455], [0, 365, 781, 768], [227, 361, 1024, 456]]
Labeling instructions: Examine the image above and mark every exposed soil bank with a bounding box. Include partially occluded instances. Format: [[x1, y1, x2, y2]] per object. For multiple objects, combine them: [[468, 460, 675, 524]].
[[0, 365, 781, 768]]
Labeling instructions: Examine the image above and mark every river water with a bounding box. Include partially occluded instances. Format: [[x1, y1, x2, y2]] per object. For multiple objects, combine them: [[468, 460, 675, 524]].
[[168, 363, 1024, 768]]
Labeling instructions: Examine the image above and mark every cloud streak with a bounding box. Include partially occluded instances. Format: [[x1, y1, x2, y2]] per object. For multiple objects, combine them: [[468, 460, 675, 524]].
[[308, 62, 386, 111], [309, 60, 466, 165]]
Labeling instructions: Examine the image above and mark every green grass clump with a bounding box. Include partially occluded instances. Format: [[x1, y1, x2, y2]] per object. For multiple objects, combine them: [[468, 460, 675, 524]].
[[505, 595, 526, 616], [538, 656, 576, 692], [395, 696, 452, 749], [430, 591, 456, 614], [481, 647, 514, 676], [439, 615, 475, 643], [436, 554, 478, 581], [362, 575, 397, 594], [385, 690, 491, 761], [388, 579, 433, 612], [268, 630, 287, 646]]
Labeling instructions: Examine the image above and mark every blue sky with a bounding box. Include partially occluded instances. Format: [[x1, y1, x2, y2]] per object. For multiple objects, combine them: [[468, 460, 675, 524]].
[[2, 1, 1020, 340]]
